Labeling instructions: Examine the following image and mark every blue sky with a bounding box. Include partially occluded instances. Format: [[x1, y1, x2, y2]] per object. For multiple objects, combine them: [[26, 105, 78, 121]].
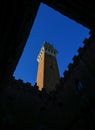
[[13, 3, 90, 86]]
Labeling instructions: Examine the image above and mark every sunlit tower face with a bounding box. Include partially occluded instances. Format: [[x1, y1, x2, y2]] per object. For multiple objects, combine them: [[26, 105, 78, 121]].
[[36, 41, 60, 92]]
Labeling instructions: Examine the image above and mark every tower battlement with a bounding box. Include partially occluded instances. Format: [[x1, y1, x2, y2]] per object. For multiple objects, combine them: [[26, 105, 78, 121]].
[[37, 41, 58, 62]]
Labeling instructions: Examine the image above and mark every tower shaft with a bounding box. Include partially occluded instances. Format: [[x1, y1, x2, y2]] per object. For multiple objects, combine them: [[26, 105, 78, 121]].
[[36, 42, 60, 92]]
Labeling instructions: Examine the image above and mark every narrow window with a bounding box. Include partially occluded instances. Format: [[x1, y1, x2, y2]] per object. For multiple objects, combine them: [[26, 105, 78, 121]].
[[76, 80, 83, 91]]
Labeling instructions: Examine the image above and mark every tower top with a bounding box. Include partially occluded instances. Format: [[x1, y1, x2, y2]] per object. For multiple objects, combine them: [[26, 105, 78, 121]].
[[36, 41, 60, 92], [37, 41, 58, 62]]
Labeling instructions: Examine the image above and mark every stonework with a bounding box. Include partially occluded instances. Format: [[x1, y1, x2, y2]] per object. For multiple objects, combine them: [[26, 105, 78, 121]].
[[36, 42, 60, 92], [0, 1, 95, 129], [1, 33, 95, 129]]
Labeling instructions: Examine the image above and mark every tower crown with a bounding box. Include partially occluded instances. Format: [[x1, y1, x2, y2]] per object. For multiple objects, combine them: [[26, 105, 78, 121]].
[[37, 41, 58, 62]]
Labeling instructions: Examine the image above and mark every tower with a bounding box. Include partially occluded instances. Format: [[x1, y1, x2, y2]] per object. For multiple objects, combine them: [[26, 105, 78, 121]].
[[36, 41, 60, 92]]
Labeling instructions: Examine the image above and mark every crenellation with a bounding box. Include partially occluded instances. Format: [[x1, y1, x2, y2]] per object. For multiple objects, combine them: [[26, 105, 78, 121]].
[[72, 55, 80, 63], [0, 1, 95, 129], [36, 42, 60, 92], [78, 47, 84, 54], [1, 33, 95, 128], [63, 70, 70, 78], [68, 63, 74, 72], [37, 41, 58, 63], [83, 38, 90, 44]]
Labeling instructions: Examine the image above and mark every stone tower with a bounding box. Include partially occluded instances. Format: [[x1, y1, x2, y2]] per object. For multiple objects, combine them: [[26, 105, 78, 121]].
[[36, 41, 60, 92]]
